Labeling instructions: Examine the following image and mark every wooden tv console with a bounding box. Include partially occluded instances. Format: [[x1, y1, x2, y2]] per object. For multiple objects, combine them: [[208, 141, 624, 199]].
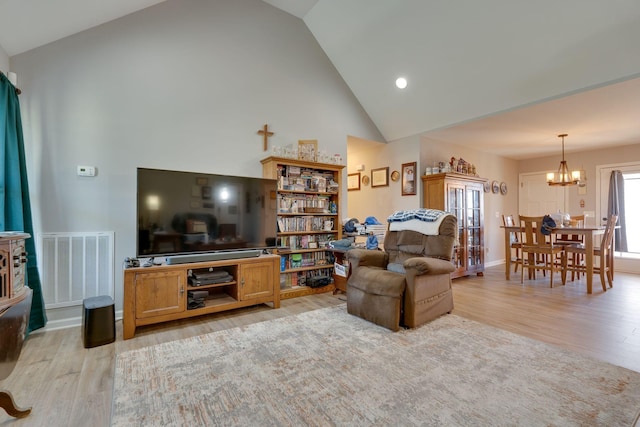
[[123, 254, 280, 339]]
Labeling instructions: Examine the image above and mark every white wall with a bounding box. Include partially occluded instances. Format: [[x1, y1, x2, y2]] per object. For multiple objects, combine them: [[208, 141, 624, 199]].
[[0, 43, 8, 73], [10, 0, 383, 325], [0, 45, 9, 74], [346, 135, 420, 224]]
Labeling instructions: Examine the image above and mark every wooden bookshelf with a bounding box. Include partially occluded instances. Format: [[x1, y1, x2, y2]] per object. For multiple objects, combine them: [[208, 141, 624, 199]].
[[262, 156, 345, 299]]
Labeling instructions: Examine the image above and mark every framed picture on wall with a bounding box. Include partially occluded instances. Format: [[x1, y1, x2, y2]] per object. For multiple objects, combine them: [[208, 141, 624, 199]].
[[401, 162, 417, 196], [298, 139, 318, 162], [371, 167, 389, 188], [348, 173, 361, 191], [201, 186, 212, 199]]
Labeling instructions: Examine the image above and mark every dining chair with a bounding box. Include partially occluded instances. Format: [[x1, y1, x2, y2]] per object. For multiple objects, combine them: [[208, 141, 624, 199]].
[[564, 215, 618, 292], [518, 215, 567, 287], [502, 214, 522, 273], [554, 214, 585, 281]]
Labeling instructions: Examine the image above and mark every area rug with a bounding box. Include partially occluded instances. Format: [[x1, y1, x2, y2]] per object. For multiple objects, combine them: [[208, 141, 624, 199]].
[[111, 305, 640, 426]]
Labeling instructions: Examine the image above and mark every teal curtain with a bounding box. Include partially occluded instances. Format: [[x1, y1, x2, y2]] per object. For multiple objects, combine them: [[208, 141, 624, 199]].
[[1, 73, 47, 332]]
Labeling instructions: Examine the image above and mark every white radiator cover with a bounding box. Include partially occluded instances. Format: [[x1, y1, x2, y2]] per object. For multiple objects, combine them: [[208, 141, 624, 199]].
[[37, 232, 114, 308]]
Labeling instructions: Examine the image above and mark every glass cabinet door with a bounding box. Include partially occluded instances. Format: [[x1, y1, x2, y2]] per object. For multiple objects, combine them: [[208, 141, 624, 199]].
[[466, 186, 483, 269], [447, 184, 465, 272]]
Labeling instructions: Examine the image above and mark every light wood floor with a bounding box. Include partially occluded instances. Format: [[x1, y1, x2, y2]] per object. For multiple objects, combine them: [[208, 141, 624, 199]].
[[1, 265, 639, 426]]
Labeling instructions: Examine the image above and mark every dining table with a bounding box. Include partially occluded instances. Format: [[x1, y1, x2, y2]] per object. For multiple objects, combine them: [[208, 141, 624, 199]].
[[501, 224, 612, 294]]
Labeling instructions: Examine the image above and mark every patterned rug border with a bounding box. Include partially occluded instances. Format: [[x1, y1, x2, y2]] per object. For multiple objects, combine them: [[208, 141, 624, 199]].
[[112, 305, 640, 426]]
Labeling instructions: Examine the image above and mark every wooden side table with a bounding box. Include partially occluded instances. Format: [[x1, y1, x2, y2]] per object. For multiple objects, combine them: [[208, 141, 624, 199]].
[[0, 232, 32, 419], [0, 287, 33, 419], [328, 248, 349, 293]]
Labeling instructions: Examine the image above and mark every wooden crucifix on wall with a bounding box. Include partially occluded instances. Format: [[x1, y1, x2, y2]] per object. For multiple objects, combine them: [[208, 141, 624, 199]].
[[257, 124, 274, 151]]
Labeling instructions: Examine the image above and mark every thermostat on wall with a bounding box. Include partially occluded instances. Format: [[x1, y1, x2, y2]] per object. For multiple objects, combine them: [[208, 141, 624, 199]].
[[77, 165, 96, 177]]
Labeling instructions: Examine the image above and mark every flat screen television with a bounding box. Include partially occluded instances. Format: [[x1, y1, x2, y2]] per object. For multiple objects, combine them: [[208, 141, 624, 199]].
[[136, 167, 277, 259]]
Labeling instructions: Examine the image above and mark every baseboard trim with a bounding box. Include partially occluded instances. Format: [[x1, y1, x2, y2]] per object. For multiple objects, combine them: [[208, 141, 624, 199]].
[[32, 310, 123, 334], [485, 260, 505, 268]]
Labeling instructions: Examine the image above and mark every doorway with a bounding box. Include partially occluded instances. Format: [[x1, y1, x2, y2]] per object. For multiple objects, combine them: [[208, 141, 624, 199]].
[[518, 172, 565, 216]]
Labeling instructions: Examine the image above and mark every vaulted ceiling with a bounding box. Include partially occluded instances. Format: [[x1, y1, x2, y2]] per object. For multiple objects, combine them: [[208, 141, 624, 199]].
[[2, 0, 640, 160]]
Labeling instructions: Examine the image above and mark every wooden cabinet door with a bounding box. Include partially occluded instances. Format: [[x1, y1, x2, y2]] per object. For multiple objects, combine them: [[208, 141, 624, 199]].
[[239, 261, 274, 301], [134, 270, 186, 319], [423, 176, 446, 211]]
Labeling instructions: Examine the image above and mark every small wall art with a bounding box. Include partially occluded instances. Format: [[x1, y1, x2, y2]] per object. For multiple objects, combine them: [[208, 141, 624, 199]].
[[348, 172, 361, 191], [371, 167, 389, 188], [401, 162, 417, 196], [298, 139, 318, 162], [201, 186, 212, 199]]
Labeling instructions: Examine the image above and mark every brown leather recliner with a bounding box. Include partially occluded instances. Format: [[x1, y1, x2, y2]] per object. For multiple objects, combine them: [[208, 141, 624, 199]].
[[345, 212, 457, 331]]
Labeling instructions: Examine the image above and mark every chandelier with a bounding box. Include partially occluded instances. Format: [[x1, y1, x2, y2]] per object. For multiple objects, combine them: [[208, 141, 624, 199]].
[[546, 133, 583, 186]]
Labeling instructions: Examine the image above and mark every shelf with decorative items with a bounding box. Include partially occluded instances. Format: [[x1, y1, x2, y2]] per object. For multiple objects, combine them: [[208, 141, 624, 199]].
[[261, 156, 345, 299]]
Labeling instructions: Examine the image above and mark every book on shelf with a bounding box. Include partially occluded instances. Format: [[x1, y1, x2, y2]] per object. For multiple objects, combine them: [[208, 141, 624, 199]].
[[312, 176, 327, 192], [288, 166, 301, 177]]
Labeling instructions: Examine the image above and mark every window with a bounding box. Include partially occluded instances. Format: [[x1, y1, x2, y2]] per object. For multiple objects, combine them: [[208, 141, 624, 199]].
[[623, 173, 640, 254], [598, 163, 640, 259]]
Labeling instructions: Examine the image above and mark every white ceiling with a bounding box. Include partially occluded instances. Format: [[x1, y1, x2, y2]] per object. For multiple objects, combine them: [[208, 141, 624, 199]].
[[2, 0, 640, 160], [0, 0, 168, 56]]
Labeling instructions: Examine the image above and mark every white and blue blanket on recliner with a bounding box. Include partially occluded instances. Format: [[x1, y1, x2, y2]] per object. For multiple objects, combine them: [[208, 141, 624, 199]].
[[387, 208, 449, 235]]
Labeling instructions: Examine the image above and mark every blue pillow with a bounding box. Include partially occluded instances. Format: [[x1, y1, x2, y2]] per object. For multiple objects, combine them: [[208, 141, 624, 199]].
[[344, 219, 358, 232], [364, 216, 382, 225]]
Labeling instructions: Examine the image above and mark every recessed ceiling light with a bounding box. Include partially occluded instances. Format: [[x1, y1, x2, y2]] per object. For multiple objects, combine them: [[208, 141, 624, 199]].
[[395, 77, 408, 89]]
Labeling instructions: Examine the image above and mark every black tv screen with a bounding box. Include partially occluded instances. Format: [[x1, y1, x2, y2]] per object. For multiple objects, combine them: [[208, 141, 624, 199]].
[[136, 168, 277, 258]]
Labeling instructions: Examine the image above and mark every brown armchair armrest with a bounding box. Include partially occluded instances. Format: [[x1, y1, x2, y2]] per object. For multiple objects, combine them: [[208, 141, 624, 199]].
[[404, 257, 455, 275], [346, 249, 388, 270]]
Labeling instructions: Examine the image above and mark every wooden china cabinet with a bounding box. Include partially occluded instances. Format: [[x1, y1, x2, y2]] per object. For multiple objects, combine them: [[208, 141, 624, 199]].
[[421, 173, 487, 278]]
